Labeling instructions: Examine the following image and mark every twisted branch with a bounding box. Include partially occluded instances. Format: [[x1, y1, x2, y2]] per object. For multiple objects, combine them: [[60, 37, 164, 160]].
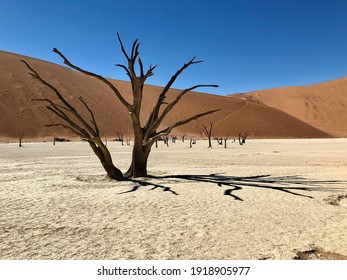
[[144, 57, 205, 131], [21, 60, 97, 138], [52, 48, 131, 110]]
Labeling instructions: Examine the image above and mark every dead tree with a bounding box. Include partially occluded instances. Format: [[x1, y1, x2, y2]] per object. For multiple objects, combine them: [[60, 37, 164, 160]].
[[181, 134, 186, 142], [189, 138, 196, 148], [171, 135, 177, 143], [223, 136, 229, 148], [116, 131, 124, 145], [18, 132, 24, 147], [238, 131, 249, 145], [215, 137, 223, 145], [163, 136, 169, 147], [23, 34, 219, 179], [202, 121, 214, 148], [52, 35, 219, 177], [21, 60, 124, 181]]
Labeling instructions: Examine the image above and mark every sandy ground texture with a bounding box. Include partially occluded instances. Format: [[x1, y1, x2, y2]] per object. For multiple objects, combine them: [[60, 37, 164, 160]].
[[0, 139, 347, 260]]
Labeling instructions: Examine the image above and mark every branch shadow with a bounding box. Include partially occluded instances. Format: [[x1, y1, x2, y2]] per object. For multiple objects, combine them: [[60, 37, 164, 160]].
[[119, 179, 179, 195], [119, 173, 344, 201]]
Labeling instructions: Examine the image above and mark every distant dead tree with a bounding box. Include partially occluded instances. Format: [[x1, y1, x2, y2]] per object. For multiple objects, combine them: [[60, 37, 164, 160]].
[[18, 132, 24, 147], [189, 138, 196, 148], [181, 134, 186, 142], [189, 138, 193, 148], [202, 121, 214, 148], [163, 136, 169, 147], [116, 131, 124, 145], [223, 136, 229, 148], [126, 137, 131, 146], [238, 131, 249, 145], [215, 137, 223, 145], [22, 33, 219, 179], [171, 135, 177, 143], [54, 137, 70, 143], [214, 136, 228, 147]]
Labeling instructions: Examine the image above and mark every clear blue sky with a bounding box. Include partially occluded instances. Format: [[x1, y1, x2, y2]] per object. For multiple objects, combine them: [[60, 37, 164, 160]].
[[1, 0, 347, 95]]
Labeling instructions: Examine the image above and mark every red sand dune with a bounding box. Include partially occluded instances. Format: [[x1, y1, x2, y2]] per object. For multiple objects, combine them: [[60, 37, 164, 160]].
[[242, 78, 347, 137], [0, 50, 332, 141]]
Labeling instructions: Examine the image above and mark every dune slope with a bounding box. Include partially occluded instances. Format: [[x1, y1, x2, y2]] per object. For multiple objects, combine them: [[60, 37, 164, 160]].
[[243, 78, 347, 137], [0, 50, 331, 140]]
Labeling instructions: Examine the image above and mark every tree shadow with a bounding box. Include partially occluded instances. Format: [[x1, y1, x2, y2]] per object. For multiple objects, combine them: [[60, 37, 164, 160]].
[[119, 179, 179, 195], [119, 173, 344, 201]]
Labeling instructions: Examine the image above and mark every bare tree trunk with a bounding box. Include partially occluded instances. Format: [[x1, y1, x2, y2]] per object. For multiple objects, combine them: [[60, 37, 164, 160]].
[[126, 151, 151, 177], [238, 131, 248, 145], [189, 138, 196, 148], [238, 133, 242, 145], [181, 134, 186, 142], [223, 136, 228, 148], [202, 121, 213, 148], [116, 131, 124, 146], [88, 138, 124, 180], [18, 133, 24, 147], [124, 137, 151, 178]]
